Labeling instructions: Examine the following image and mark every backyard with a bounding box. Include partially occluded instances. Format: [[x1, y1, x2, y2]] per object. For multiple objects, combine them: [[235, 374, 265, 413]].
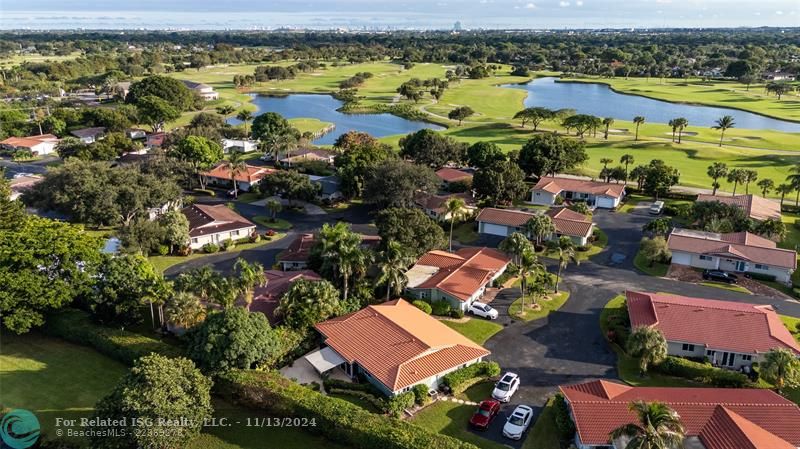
[[441, 317, 503, 345]]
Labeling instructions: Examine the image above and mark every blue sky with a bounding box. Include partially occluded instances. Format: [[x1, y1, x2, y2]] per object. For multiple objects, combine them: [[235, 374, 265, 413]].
[[1, 0, 797, 29]]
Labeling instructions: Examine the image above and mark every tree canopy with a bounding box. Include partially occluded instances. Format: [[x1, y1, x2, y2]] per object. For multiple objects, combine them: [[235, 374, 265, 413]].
[[399, 129, 466, 168], [125, 75, 197, 111], [472, 160, 528, 205], [517, 133, 587, 178], [375, 207, 447, 258], [363, 160, 439, 209]]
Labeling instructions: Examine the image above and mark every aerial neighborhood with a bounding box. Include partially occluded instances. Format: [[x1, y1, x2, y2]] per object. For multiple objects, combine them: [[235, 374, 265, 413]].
[[1, 16, 800, 449]]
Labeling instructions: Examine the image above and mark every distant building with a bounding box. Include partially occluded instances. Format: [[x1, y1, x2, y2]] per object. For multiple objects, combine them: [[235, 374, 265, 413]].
[[70, 127, 106, 144], [530, 176, 625, 209], [8, 174, 43, 201], [414, 192, 477, 222], [307, 174, 343, 202], [453, 21, 462, 31], [695, 194, 782, 222], [0, 134, 59, 156], [222, 139, 258, 153], [763, 71, 796, 81], [181, 80, 219, 101], [279, 148, 335, 167], [434, 167, 473, 188], [201, 163, 276, 192]]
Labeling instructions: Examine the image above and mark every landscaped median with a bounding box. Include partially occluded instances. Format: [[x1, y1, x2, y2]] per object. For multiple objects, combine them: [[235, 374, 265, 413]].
[[252, 215, 294, 230], [509, 290, 570, 322]]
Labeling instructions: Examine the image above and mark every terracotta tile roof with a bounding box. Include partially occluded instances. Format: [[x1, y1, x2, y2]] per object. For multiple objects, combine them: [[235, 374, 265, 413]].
[[414, 192, 476, 213], [626, 291, 800, 355], [532, 176, 625, 199], [475, 207, 593, 238], [410, 247, 511, 301], [249, 270, 322, 324], [435, 167, 473, 183], [667, 229, 797, 270], [1, 134, 58, 148], [315, 299, 490, 392], [278, 233, 381, 263], [696, 194, 782, 221], [560, 380, 800, 448], [181, 203, 255, 238], [202, 163, 277, 184]]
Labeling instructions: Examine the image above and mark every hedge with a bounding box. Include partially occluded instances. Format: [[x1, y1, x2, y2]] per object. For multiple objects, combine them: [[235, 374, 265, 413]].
[[42, 308, 183, 366], [431, 300, 452, 316], [441, 361, 501, 394], [262, 327, 315, 369], [327, 387, 388, 413], [412, 384, 431, 406], [747, 272, 776, 282], [552, 393, 576, 442], [323, 377, 384, 397], [412, 300, 432, 314], [218, 370, 479, 449], [653, 356, 749, 388], [386, 391, 415, 417]]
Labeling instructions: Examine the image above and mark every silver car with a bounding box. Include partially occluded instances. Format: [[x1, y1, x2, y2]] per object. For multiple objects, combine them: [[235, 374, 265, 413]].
[[503, 405, 533, 440], [491, 372, 520, 402]]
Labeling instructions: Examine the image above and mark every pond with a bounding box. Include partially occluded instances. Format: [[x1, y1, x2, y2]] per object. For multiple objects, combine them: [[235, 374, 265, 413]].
[[228, 93, 444, 144], [503, 77, 800, 133]]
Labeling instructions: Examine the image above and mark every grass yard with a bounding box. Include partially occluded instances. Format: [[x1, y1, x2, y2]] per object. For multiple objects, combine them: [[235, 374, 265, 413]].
[[410, 401, 508, 449], [456, 382, 495, 403], [288, 117, 334, 135], [452, 221, 479, 244], [508, 291, 570, 322], [781, 315, 800, 343], [522, 398, 561, 449], [149, 234, 285, 272], [233, 191, 262, 203], [633, 249, 670, 277], [0, 332, 128, 444], [442, 318, 503, 345], [698, 281, 752, 294], [252, 216, 293, 230], [538, 228, 607, 261]]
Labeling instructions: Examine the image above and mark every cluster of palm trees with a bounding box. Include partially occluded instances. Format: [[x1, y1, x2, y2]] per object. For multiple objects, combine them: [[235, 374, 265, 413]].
[[667, 117, 689, 143], [597, 154, 636, 184], [707, 163, 800, 206]]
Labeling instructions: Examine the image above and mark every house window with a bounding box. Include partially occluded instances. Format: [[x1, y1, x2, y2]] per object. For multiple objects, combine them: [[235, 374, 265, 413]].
[[699, 255, 713, 261], [706, 350, 716, 356], [191, 238, 198, 244], [232, 230, 240, 237], [682, 344, 695, 352], [741, 355, 752, 361], [754, 264, 769, 270]]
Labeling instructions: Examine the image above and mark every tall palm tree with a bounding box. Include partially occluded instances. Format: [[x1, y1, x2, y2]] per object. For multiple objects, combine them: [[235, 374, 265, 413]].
[[517, 249, 545, 311], [499, 232, 534, 266], [602, 117, 615, 139], [546, 236, 579, 293], [620, 154, 635, 184], [222, 151, 247, 199], [776, 183, 794, 208], [609, 401, 685, 449], [216, 105, 236, 117], [633, 116, 645, 141], [525, 215, 555, 247], [236, 109, 254, 137], [445, 197, 467, 251], [668, 119, 677, 142], [234, 258, 265, 305], [265, 198, 282, 222], [174, 265, 219, 302], [626, 326, 668, 374], [318, 222, 367, 302], [263, 132, 298, 162], [712, 115, 735, 147], [376, 240, 415, 299], [761, 348, 800, 392], [742, 169, 758, 195], [706, 162, 728, 196], [600, 158, 613, 170], [757, 178, 774, 197], [209, 276, 239, 309], [727, 168, 746, 196], [787, 166, 800, 207], [674, 117, 688, 143], [164, 291, 207, 329]]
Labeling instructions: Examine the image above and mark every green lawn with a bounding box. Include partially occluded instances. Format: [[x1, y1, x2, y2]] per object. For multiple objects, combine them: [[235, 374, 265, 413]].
[[252, 216, 293, 230], [326, 393, 383, 414], [508, 291, 570, 322], [452, 221, 479, 244], [442, 318, 503, 345], [233, 191, 262, 203], [633, 249, 670, 277], [781, 315, 800, 343], [698, 281, 752, 294], [536, 228, 607, 261], [149, 235, 285, 272], [522, 398, 561, 449], [288, 117, 334, 135], [456, 381, 495, 403], [0, 332, 129, 444], [410, 401, 508, 449]]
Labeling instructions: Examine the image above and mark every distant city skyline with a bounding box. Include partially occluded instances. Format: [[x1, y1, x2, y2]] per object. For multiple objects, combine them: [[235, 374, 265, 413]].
[[1, 0, 797, 30]]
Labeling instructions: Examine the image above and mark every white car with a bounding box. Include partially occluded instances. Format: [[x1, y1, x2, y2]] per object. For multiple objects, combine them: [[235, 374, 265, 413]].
[[491, 372, 520, 402], [468, 302, 499, 320], [649, 201, 665, 215], [503, 405, 533, 440]]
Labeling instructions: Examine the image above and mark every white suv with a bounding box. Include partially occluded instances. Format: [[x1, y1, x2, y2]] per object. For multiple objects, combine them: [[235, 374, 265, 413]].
[[468, 302, 499, 320], [503, 405, 533, 440], [491, 372, 520, 402]]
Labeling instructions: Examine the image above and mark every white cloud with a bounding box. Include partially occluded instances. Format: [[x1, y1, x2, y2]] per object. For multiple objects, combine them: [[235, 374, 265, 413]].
[[524, 2, 536, 8], [559, 0, 570, 6], [575, 0, 583, 5], [775, 10, 784, 15]]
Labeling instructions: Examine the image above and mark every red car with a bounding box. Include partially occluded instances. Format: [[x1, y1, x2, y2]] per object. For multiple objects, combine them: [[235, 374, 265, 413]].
[[469, 400, 501, 430]]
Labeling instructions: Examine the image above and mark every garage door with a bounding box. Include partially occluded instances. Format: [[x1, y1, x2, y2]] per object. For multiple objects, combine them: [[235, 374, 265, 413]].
[[480, 223, 510, 237], [596, 197, 616, 208], [671, 252, 691, 266]]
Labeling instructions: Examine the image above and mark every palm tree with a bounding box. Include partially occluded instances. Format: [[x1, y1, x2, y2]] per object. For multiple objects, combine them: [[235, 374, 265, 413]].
[[633, 116, 645, 141], [517, 249, 543, 311], [674, 117, 688, 143], [174, 266, 219, 302], [620, 154, 635, 184], [602, 117, 615, 139], [234, 258, 265, 305], [164, 291, 207, 329], [223, 151, 247, 199], [761, 348, 800, 392], [525, 215, 555, 247], [626, 326, 668, 374], [546, 236, 579, 293], [263, 131, 298, 162], [376, 240, 415, 299], [216, 105, 236, 117], [317, 222, 368, 302], [742, 169, 758, 195], [712, 115, 735, 147], [445, 197, 467, 252], [787, 166, 800, 206], [600, 158, 613, 170], [236, 109, 254, 137], [727, 168, 746, 196], [776, 183, 794, 208], [265, 198, 282, 222], [499, 232, 534, 266], [668, 119, 677, 142], [209, 276, 240, 309], [609, 401, 685, 449], [756, 178, 774, 197]]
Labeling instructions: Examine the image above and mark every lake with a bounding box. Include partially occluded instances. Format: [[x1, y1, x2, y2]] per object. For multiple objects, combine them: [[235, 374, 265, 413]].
[[228, 93, 444, 145], [503, 77, 800, 133]]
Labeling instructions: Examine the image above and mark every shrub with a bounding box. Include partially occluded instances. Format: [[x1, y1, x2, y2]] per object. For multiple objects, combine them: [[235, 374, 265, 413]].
[[249, 233, 261, 243], [653, 356, 749, 388], [156, 244, 170, 256], [431, 301, 452, 316], [221, 239, 235, 251], [192, 188, 216, 197], [442, 361, 501, 394], [42, 308, 182, 366], [386, 391, 415, 417], [265, 229, 276, 237], [553, 393, 576, 442], [450, 308, 465, 319], [412, 300, 432, 314], [412, 384, 430, 406], [747, 272, 776, 282], [576, 245, 590, 252], [327, 387, 387, 412], [218, 370, 475, 449], [323, 377, 382, 396], [202, 243, 219, 253]]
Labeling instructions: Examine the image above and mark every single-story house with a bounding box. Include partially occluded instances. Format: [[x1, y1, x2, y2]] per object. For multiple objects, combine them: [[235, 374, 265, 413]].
[[475, 207, 594, 245], [626, 291, 800, 370], [182, 203, 256, 250], [278, 233, 381, 271], [201, 163, 276, 192], [181, 79, 219, 100], [126, 128, 147, 140], [530, 176, 625, 209], [222, 139, 258, 153], [248, 270, 322, 324], [312, 299, 490, 396], [560, 379, 800, 449], [763, 71, 796, 81], [279, 148, 335, 167], [307, 174, 343, 201], [8, 174, 43, 201], [413, 192, 477, 222], [434, 167, 473, 188], [667, 229, 797, 285], [70, 127, 106, 144], [695, 194, 782, 221], [405, 247, 511, 312], [146, 132, 166, 149], [0, 134, 59, 156]]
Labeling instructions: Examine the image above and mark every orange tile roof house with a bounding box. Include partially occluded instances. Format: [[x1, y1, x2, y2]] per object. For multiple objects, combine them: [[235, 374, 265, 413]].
[[530, 176, 626, 209], [626, 291, 800, 370], [695, 194, 782, 221], [279, 148, 335, 166], [247, 270, 322, 324], [435, 167, 473, 186], [560, 379, 800, 449], [277, 233, 381, 271], [201, 163, 276, 192], [667, 229, 797, 285], [414, 192, 477, 222], [405, 247, 511, 311], [475, 207, 594, 245], [313, 299, 490, 396], [0, 134, 59, 156], [182, 203, 256, 250]]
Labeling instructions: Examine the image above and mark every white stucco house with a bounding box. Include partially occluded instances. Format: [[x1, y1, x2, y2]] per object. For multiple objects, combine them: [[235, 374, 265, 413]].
[[475, 207, 595, 246], [0, 134, 59, 156], [181, 79, 219, 100], [182, 203, 256, 250], [530, 176, 625, 209]]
